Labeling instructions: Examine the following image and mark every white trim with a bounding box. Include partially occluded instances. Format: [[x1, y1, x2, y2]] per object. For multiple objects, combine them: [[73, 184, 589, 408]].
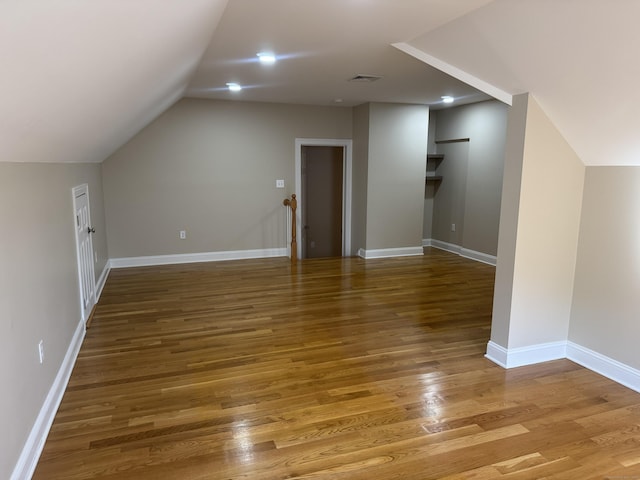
[[567, 342, 640, 394], [430, 239, 461, 255], [72, 184, 96, 324], [485, 340, 508, 368], [110, 248, 287, 268], [95, 263, 110, 301], [295, 138, 353, 260], [358, 247, 424, 259], [485, 340, 567, 368], [11, 319, 86, 480], [486, 340, 640, 394], [392, 42, 513, 106], [460, 248, 497, 266], [426, 239, 497, 266]]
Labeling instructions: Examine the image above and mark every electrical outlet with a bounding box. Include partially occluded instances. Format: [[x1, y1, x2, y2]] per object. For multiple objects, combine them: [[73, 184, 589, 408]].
[[451, 223, 456, 232], [179, 230, 186, 240], [38, 340, 44, 364]]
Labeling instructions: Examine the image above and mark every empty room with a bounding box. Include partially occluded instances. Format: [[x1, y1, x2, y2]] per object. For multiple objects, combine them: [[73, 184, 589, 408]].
[[3, 1, 640, 479]]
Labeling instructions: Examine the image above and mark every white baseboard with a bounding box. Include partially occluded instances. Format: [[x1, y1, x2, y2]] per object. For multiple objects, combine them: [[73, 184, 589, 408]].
[[485, 340, 567, 368], [460, 248, 497, 266], [11, 318, 86, 480], [486, 340, 640, 394], [110, 248, 287, 268], [430, 239, 462, 255], [426, 239, 497, 266], [485, 341, 508, 367], [95, 263, 110, 301], [358, 246, 424, 259], [567, 342, 640, 394]]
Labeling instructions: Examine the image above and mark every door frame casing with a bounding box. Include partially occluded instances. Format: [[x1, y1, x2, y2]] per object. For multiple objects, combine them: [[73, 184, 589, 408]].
[[295, 138, 352, 259], [72, 183, 96, 324]]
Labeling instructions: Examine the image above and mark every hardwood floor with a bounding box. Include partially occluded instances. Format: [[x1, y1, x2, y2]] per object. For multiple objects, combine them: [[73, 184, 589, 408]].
[[34, 248, 640, 479]]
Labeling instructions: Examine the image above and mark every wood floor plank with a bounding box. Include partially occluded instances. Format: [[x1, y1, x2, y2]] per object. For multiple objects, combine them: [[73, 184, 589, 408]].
[[33, 249, 640, 479]]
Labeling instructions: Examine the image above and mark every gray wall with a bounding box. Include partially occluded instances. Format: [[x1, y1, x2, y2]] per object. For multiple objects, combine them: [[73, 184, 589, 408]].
[[570, 167, 640, 370], [351, 104, 370, 255], [102, 99, 352, 258], [422, 112, 438, 240], [431, 141, 469, 246], [426, 100, 508, 256], [0, 162, 108, 480], [364, 103, 428, 251]]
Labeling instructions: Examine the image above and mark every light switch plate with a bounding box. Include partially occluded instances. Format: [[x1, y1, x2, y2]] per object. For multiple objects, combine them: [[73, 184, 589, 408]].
[[276, 179, 285, 188]]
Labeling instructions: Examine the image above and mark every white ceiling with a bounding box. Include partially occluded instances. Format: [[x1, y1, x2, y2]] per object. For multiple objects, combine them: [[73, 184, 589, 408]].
[[2, 0, 639, 166], [0, 0, 228, 164], [405, 0, 640, 166], [186, 0, 493, 108]]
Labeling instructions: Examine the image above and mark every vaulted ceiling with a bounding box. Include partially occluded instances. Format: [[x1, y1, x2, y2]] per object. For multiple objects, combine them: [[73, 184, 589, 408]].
[[2, 0, 638, 166], [402, 0, 640, 166]]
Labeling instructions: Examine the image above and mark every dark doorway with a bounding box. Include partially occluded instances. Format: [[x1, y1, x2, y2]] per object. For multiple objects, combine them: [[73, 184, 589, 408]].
[[301, 145, 344, 258]]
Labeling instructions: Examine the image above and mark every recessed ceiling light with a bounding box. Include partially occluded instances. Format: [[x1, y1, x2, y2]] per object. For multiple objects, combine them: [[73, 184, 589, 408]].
[[441, 96, 454, 104], [226, 82, 242, 92], [257, 52, 276, 64]]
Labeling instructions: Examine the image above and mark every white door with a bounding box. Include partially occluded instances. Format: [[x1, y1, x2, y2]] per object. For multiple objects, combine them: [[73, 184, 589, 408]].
[[73, 185, 96, 323]]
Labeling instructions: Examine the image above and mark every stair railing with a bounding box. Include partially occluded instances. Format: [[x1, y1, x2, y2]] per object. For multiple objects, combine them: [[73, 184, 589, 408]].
[[283, 194, 297, 264]]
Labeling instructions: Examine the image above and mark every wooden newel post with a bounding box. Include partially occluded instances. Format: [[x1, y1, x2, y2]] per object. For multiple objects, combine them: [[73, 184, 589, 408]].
[[283, 194, 297, 264]]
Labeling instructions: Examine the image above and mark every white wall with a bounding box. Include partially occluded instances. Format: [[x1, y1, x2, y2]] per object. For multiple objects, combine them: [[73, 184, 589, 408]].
[[508, 95, 584, 348], [0, 162, 108, 480], [490, 94, 585, 353], [102, 98, 352, 259], [491, 95, 528, 347], [570, 167, 640, 370]]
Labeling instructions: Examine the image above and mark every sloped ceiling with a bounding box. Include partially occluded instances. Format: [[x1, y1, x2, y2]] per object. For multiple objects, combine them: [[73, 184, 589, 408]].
[[3, 0, 636, 167], [404, 0, 640, 166], [0, 0, 494, 164], [0, 0, 228, 164]]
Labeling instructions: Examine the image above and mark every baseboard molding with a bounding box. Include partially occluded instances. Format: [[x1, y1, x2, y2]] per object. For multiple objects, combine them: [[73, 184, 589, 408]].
[[486, 340, 640, 394], [11, 318, 86, 480], [485, 340, 567, 368], [567, 342, 640, 394], [429, 239, 462, 255], [426, 239, 497, 266], [460, 248, 497, 266], [485, 341, 508, 368], [110, 248, 288, 268], [358, 246, 424, 259], [95, 263, 110, 301]]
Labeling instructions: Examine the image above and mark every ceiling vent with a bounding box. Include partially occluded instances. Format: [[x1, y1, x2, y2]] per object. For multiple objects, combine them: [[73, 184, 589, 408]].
[[348, 74, 382, 83]]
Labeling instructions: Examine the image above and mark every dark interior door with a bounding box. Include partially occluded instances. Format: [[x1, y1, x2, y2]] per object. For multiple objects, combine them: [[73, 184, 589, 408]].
[[302, 146, 343, 258]]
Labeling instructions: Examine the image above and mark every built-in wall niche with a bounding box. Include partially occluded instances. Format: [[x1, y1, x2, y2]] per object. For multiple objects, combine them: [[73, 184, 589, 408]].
[[425, 138, 470, 184], [425, 153, 444, 182]]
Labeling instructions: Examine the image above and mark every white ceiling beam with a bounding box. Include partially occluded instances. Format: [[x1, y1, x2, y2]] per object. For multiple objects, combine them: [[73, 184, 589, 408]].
[[393, 42, 512, 106]]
